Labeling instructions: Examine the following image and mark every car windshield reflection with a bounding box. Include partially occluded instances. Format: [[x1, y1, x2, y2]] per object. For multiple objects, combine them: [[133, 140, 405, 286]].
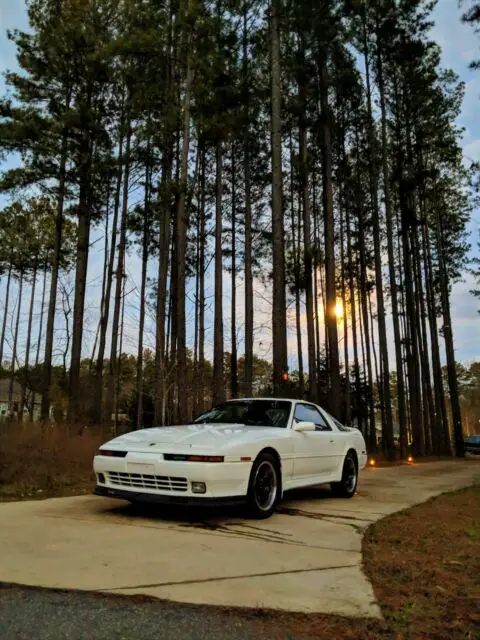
[[192, 400, 292, 429]]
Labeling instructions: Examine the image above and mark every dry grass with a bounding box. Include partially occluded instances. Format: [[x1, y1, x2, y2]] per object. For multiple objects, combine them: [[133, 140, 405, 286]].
[[0, 421, 109, 501], [363, 485, 480, 640]]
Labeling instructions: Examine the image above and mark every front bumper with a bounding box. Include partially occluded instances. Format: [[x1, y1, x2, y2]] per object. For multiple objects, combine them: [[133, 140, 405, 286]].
[[93, 453, 252, 501], [94, 484, 246, 507]]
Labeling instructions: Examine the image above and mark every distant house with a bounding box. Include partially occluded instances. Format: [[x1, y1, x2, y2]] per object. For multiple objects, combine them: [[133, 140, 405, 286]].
[[0, 379, 43, 422]]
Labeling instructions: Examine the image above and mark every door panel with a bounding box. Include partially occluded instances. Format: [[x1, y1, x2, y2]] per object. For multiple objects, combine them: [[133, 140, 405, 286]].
[[292, 403, 339, 480]]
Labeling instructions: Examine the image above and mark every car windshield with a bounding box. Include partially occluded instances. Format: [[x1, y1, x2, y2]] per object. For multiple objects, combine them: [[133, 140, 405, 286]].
[[192, 400, 292, 428]]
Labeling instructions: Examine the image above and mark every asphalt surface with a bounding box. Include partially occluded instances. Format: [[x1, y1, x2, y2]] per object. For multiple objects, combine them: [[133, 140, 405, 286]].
[[0, 585, 291, 640]]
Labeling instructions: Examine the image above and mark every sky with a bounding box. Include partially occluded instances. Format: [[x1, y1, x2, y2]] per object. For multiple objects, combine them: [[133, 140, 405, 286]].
[[0, 0, 479, 372]]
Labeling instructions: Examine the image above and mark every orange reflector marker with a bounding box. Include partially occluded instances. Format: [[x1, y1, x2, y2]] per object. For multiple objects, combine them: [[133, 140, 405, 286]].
[[240, 456, 252, 462]]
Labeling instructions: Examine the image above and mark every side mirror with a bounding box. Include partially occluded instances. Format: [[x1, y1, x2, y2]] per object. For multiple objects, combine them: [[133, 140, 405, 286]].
[[293, 421, 316, 432]]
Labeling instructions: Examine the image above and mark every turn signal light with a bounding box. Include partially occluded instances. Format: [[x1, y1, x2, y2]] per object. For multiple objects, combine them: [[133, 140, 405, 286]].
[[164, 454, 224, 463], [407, 456, 414, 464], [98, 450, 127, 458], [368, 458, 376, 467]]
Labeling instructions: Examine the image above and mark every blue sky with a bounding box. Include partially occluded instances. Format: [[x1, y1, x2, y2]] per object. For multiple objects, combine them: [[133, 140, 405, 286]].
[[0, 0, 479, 369]]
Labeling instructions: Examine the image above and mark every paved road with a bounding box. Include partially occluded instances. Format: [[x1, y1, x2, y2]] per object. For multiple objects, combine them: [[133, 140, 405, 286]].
[[0, 585, 278, 640], [0, 459, 479, 627]]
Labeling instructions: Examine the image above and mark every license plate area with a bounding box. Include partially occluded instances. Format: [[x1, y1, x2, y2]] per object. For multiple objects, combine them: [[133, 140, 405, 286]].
[[127, 463, 155, 475]]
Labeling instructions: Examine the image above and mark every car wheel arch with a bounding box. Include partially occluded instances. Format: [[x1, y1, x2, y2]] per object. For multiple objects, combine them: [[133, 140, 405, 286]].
[[254, 447, 283, 495]]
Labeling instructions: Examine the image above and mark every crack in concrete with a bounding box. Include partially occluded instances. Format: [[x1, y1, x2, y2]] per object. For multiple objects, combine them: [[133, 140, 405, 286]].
[[103, 563, 359, 592]]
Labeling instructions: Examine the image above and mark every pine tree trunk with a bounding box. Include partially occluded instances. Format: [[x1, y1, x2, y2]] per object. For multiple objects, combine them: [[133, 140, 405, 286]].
[[41, 125, 68, 421], [68, 121, 94, 423], [290, 135, 304, 395], [0, 261, 12, 368], [243, 0, 253, 397], [93, 131, 124, 423], [358, 213, 376, 449], [136, 150, 151, 430], [175, 24, 193, 423], [19, 267, 37, 420], [346, 206, 361, 431], [154, 151, 173, 426], [300, 118, 317, 403], [270, 0, 288, 395], [362, 14, 394, 458], [434, 207, 464, 457], [320, 56, 340, 417], [31, 261, 48, 418], [8, 270, 24, 417], [198, 147, 206, 413], [213, 143, 225, 404], [376, 40, 408, 459], [231, 144, 238, 399], [339, 204, 350, 425], [106, 124, 132, 424], [114, 271, 127, 436], [423, 222, 450, 453]]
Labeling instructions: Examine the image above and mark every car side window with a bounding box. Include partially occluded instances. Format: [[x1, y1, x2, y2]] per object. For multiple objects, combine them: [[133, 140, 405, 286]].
[[294, 404, 331, 431]]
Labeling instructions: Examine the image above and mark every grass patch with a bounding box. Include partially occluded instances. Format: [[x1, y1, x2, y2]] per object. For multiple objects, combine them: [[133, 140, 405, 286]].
[[0, 421, 109, 501], [363, 486, 480, 639]]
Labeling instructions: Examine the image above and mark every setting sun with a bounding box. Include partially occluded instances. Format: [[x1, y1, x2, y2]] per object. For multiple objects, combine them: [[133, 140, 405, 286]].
[[335, 301, 344, 319]]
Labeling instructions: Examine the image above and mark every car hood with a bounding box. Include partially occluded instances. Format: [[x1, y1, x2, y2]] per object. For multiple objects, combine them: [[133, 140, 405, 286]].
[[101, 423, 288, 453]]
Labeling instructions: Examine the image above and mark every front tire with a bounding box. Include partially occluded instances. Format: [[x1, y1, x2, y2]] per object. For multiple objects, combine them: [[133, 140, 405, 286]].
[[247, 453, 280, 519], [331, 451, 358, 498]]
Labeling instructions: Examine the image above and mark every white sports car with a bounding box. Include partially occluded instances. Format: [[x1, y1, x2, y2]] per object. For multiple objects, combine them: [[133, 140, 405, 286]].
[[94, 398, 367, 518]]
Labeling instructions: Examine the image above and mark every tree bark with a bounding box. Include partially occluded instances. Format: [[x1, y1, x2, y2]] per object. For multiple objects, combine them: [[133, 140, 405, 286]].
[[230, 144, 238, 399], [19, 266, 37, 420], [434, 206, 464, 456], [8, 270, 24, 417], [213, 143, 225, 404], [300, 114, 317, 402], [175, 20, 193, 423], [136, 142, 152, 430], [320, 56, 340, 417], [376, 38, 408, 458], [31, 261, 48, 418], [93, 131, 124, 424], [41, 124, 68, 421], [362, 12, 394, 457], [106, 124, 132, 424], [68, 143, 93, 423], [0, 261, 12, 368], [270, 0, 288, 395], [243, 0, 253, 397]]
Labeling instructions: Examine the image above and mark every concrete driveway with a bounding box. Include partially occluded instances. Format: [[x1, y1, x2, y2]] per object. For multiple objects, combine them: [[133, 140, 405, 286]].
[[0, 459, 478, 619]]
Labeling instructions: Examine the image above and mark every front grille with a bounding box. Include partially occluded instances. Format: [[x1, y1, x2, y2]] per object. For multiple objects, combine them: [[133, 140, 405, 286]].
[[107, 472, 188, 492]]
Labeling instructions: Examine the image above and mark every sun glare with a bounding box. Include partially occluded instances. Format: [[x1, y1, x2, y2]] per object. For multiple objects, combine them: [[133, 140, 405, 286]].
[[335, 301, 344, 319]]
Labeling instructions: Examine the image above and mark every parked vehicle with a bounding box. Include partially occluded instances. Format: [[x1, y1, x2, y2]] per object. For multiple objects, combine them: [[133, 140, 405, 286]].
[[465, 435, 480, 455], [94, 398, 368, 518]]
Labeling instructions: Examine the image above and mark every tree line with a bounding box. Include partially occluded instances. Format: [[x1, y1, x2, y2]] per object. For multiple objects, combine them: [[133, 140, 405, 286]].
[[0, 0, 478, 459]]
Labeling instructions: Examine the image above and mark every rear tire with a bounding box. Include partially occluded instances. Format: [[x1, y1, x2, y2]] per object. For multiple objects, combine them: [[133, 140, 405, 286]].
[[331, 451, 358, 498], [246, 452, 280, 519]]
